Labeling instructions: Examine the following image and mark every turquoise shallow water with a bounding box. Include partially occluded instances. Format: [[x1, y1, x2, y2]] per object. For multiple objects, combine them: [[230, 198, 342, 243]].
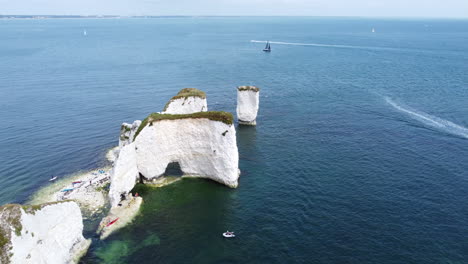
[[0, 17, 468, 263]]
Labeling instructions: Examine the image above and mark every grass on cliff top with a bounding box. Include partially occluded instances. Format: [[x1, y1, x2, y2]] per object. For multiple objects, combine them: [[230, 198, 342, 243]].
[[0, 202, 71, 245], [134, 111, 233, 140], [163, 88, 207, 111], [237, 86, 260, 92], [21, 201, 70, 215], [0, 201, 71, 262], [172, 88, 206, 100]]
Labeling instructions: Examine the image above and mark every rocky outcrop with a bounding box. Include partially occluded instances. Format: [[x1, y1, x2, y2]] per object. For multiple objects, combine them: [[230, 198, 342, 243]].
[[108, 112, 239, 207], [135, 113, 239, 186], [119, 120, 141, 149], [236, 86, 260, 125], [109, 143, 139, 207], [0, 201, 90, 264], [98, 195, 142, 240], [162, 88, 207, 114]]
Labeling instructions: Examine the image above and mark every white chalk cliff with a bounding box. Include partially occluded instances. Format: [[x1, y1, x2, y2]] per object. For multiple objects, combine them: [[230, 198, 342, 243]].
[[162, 88, 208, 114], [0, 201, 90, 264], [119, 120, 142, 149], [109, 112, 239, 207], [135, 117, 239, 186], [109, 143, 139, 207], [236, 86, 260, 125]]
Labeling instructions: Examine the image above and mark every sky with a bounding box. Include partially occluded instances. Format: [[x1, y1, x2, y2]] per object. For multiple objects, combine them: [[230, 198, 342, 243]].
[[1, 0, 468, 18]]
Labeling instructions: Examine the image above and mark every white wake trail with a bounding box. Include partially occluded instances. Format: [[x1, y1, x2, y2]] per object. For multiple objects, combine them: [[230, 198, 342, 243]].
[[250, 40, 400, 51], [385, 97, 468, 139]]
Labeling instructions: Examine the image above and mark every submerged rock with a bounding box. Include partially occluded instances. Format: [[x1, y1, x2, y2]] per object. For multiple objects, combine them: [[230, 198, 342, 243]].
[[119, 120, 141, 149], [27, 167, 112, 219], [236, 86, 260, 125], [98, 195, 142, 240], [0, 201, 90, 264], [162, 88, 207, 114], [106, 147, 119, 163]]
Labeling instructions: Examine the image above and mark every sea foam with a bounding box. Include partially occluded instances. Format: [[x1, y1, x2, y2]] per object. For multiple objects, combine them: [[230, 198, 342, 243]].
[[385, 97, 468, 139]]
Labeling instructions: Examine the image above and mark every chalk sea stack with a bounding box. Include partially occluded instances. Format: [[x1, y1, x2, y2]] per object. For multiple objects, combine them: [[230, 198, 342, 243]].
[[107, 88, 239, 229], [109, 111, 239, 208], [162, 88, 208, 114], [236, 86, 260, 125], [119, 120, 141, 149], [0, 201, 90, 264]]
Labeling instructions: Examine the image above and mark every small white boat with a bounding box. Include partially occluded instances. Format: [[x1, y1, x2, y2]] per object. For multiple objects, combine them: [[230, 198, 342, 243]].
[[49, 176, 58, 182], [83, 30, 87, 36], [223, 231, 235, 238], [372, 28, 376, 33]]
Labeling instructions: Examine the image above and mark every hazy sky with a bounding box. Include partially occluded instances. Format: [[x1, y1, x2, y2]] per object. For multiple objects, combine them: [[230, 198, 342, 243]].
[[1, 0, 468, 18]]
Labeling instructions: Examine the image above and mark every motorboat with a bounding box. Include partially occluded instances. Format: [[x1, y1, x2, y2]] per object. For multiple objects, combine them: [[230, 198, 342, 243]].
[[223, 231, 235, 238], [49, 176, 58, 182]]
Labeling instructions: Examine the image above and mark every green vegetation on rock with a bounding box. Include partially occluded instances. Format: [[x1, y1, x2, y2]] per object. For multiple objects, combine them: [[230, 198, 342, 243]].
[[121, 125, 132, 132], [173, 88, 206, 99], [237, 85, 260, 92], [22, 201, 69, 215], [0, 204, 22, 263], [96, 183, 110, 193], [163, 88, 206, 111], [0, 201, 71, 263], [134, 111, 234, 140]]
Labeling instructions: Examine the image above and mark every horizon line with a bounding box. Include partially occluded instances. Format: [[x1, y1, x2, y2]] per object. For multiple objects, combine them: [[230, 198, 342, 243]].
[[1, 15, 468, 20]]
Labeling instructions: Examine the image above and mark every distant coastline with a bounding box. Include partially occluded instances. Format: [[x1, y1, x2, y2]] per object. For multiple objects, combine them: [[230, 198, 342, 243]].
[[0, 15, 202, 19]]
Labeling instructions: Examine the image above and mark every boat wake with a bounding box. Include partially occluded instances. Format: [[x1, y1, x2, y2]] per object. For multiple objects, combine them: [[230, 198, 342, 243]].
[[385, 97, 468, 139], [250, 40, 401, 51]]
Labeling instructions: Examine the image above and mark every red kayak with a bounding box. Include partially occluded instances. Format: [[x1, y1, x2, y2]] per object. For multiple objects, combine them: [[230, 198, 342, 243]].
[[106, 218, 119, 227]]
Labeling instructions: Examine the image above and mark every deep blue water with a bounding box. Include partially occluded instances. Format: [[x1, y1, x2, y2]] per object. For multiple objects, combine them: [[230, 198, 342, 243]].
[[1, 17, 468, 263]]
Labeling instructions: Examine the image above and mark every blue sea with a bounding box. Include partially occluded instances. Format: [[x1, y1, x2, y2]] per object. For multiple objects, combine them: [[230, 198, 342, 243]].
[[0, 17, 468, 263]]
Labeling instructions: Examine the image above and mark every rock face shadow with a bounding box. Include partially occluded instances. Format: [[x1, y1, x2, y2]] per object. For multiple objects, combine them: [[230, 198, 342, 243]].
[[163, 162, 184, 177], [236, 125, 259, 165], [237, 125, 257, 147]]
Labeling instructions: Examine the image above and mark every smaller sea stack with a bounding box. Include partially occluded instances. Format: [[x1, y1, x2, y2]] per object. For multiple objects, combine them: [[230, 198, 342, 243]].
[[236, 86, 260, 125]]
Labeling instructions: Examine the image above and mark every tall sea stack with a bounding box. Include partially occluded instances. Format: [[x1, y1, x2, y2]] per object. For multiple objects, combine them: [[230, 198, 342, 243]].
[[236, 86, 260, 125]]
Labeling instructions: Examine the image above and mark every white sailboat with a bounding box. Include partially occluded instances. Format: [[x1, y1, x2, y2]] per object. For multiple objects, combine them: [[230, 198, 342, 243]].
[[372, 28, 375, 33], [83, 30, 87, 36], [263, 41, 271, 52]]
